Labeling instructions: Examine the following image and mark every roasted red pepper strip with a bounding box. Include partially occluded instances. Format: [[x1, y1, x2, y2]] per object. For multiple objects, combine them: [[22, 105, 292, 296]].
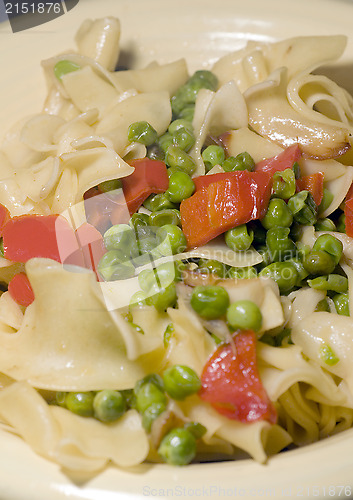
[[345, 197, 353, 237], [199, 330, 277, 424], [63, 222, 106, 279], [8, 273, 35, 307], [0, 204, 10, 237], [255, 144, 301, 176], [296, 173, 324, 206], [121, 158, 169, 215], [2, 214, 77, 263], [180, 170, 272, 248]]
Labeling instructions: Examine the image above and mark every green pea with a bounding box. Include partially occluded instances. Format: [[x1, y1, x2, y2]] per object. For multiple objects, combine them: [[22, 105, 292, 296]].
[[65, 392, 95, 417], [97, 249, 130, 281], [303, 250, 336, 275], [129, 290, 148, 308], [178, 105, 195, 122], [336, 213, 346, 233], [55, 391, 66, 407], [307, 274, 348, 293], [129, 213, 150, 233], [158, 427, 197, 465], [139, 263, 181, 294], [155, 261, 182, 287], [147, 143, 165, 161], [158, 132, 174, 153], [163, 365, 201, 400], [103, 224, 136, 252], [226, 300, 262, 332], [259, 261, 298, 293], [189, 70, 218, 91], [201, 145, 225, 171], [134, 374, 164, 396], [149, 209, 181, 228], [286, 257, 309, 285], [136, 235, 158, 258], [168, 119, 194, 135], [333, 293, 350, 316], [198, 259, 226, 278], [143, 192, 177, 212], [0, 238, 4, 258], [127, 121, 158, 146], [135, 381, 167, 414], [257, 245, 274, 268], [225, 224, 254, 251], [172, 127, 195, 152], [222, 152, 255, 172], [183, 422, 207, 439], [156, 224, 187, 255], [138, 268, 158, 292], [142, 402, 166, 432], [163, 323, 175, 347], [190, 285, 230, 320], [93, 390, 126, 422], [315, 298, 330, 312], [165, 145, 196, 175], [98, 178, 122, 193], [121, 389, 137, 410], [167, 171, 195, 203], [313, 234, 343, 266], [261, 198, 293, 230], [129, 322, 144, 335], [109, 261, 136, 281], [266, 226, 296, 262], [227, 266, 257, 280], [296, 242, 311, 261], [171, 70, 218, 116], [314, 218, 336, 232], [271, 169, 296, 199], [146, 282, 177, 311], [318, 188, 334, 215], [292, 162, 301, 179], [288, 190, 317, 225], [54, 60, 81, 80], [167, 166, 181, 177], [319, 343, 339, 366]]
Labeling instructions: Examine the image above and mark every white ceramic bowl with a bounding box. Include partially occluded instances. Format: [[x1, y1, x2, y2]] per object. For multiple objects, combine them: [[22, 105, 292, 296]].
[[1, 0, 353, 498]]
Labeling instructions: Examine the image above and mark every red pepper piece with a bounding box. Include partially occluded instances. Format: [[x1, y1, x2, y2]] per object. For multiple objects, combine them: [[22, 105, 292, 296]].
[[8, 273, 35, 307], [255, 144, 301, 176], [345, 197, 353, 237], [199, 330, 277, 424], [296, 172, 324, 206], [180, 170, 272, 248], [2, 214, 77, 263], [0, 203, 10, 237], [121, 158, 169, 215]]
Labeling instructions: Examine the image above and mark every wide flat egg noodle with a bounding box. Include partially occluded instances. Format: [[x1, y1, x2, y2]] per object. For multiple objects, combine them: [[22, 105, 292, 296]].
[[291, 312, 353, 395], [190, 81, 248, 176], [0, 381, 149, 471], [220, 127, 283, 163], [212, 35, 347, 92], [179, 396, 291, 463], [244, 68, 351, 159], [75, 17, 121, 72], [0, 259, 167, 391]]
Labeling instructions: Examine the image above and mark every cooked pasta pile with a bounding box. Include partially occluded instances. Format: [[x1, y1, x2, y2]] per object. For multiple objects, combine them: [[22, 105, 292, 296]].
[[0, 17, 353, 472]]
